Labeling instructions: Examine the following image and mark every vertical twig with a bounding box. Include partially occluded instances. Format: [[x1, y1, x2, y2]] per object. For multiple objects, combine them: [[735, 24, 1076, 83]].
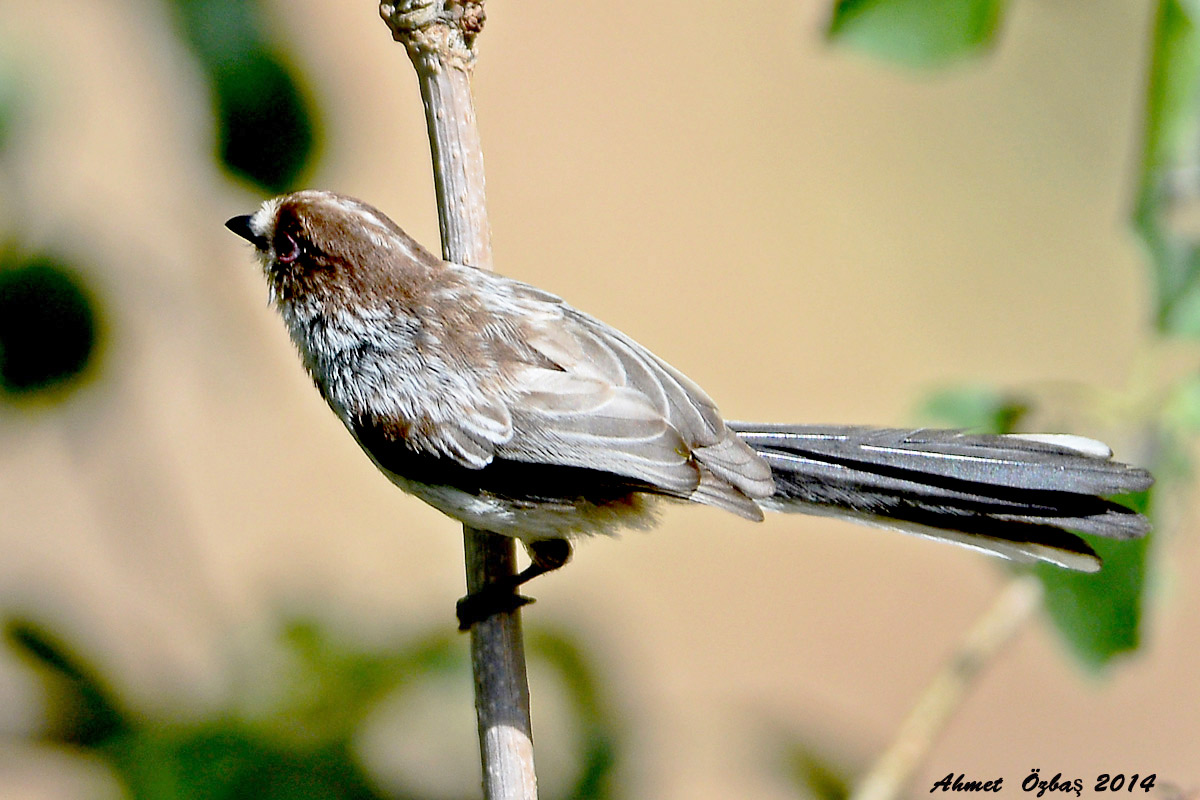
[[379, 3, 538, 799], [851, 575, 1044, 800]]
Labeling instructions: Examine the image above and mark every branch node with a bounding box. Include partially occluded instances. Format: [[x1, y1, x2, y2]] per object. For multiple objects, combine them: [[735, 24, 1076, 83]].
[[380, 0, 485, 69]]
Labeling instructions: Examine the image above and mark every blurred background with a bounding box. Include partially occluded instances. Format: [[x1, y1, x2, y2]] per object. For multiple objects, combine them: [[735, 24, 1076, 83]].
[[0, 0, 1196, 798]]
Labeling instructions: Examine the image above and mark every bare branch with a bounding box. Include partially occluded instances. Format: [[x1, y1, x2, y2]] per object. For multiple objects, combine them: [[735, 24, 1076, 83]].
[[380, 3, 538, 798]]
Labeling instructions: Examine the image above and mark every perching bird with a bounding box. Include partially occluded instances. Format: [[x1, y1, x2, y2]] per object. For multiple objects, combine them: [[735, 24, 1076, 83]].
[[226, 190, 1152, 625]]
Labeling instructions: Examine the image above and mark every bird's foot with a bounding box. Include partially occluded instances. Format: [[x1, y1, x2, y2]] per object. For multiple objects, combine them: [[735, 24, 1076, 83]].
[[455, 538, 573, 631], [456, 582, 534, 631]]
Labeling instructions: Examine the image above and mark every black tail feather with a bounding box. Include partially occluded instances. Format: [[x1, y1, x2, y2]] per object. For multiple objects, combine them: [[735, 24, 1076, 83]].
[[729, 424, 1152, 571]]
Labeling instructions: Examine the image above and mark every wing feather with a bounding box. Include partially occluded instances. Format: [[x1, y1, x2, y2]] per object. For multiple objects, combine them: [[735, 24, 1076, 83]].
[[498, 367, 699, 494], [362, 268, 768, 508], [507, 305, 771, 501]]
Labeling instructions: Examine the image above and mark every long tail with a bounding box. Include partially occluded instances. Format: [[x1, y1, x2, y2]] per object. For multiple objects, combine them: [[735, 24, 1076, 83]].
[[728, 423, 1153, 572]]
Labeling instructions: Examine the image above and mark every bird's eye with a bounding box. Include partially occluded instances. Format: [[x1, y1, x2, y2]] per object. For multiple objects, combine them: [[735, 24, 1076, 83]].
[[276, 231, 300, 263]]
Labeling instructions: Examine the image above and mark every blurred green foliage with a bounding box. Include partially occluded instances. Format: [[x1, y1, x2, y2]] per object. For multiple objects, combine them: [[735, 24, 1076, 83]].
[[0, 253, 99, 396], [527, 630, 621, 799], [827, 0, 1007, 68], [0, 64, 100, 401], [0, 61, 17, 154], [0, 0, 321, 400], [918, 385, 1029, 434], [168, 0, 320, 193], [829, 0, 1198, 674], [828, 0, 1200, 338], [1035, 520, 1149, 669], [782, 740, 852, 800], [918, 387, 1152, 669], [1134, 0, 1200, 335], [6, 619, 623, 800]]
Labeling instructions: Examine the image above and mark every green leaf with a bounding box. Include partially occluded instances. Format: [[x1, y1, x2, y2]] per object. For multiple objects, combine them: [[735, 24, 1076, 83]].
[[0, 254, 99, 396], [916, 385, 1027, 433], [783, 745, 852, 800], [827, 0, 1007, 68], [1133, 0, 1200, 335], [1162, 370, 1200, 435], [529, 628, 624, 800], [105, 725, 381, 800], [10, 618, 624, 800], [919, 384, 1151, 669], [4, 620, 129, 747], [167, 0, 320, 193], [265, 621, 462, 748], [1035, 492, 1151, 669], [212, 48, 318, 194]]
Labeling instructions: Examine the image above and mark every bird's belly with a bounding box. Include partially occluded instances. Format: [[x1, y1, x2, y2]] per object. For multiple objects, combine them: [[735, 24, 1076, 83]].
[[377, 468, 660, 541], [350, 426, 665, 539]]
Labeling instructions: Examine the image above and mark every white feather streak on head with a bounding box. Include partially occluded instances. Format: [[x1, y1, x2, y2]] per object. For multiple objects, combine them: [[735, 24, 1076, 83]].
[[245, 196, 284, 279], [320, 192, 418, 259], [249, 196, 281, 242]]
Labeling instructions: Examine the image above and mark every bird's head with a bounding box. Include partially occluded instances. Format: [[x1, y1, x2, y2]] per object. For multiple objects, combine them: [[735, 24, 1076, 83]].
[[226, 190, 440, 308]]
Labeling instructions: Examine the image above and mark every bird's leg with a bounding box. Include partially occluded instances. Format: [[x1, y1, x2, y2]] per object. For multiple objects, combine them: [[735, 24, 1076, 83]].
[[456, 539, 573, 630]]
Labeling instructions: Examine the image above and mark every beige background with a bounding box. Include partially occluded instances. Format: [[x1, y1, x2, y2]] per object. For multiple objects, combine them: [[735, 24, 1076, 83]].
[[0, 1, 1195, 798]]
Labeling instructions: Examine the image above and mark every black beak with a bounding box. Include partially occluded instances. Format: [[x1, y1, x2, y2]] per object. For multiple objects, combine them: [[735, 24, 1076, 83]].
[[225, 215, 267, 249]]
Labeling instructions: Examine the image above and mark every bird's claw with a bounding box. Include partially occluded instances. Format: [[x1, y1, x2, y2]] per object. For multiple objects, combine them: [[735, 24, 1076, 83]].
[[456, 586, 535, 631]]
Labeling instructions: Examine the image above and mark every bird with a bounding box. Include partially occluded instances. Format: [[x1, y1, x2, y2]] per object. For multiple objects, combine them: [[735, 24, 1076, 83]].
[[226, 190, 1153, 627]]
